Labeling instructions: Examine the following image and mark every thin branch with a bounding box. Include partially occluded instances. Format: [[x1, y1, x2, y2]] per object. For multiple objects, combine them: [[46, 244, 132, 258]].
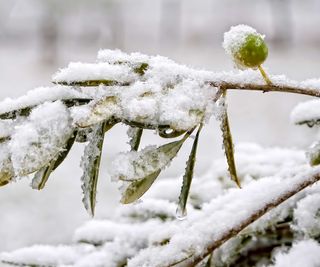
[[178, 170, 320, 267], [208, 81, 320, 98]]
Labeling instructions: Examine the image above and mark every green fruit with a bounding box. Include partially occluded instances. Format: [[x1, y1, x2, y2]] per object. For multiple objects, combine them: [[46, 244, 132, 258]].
[[233, 34, 268, 69]]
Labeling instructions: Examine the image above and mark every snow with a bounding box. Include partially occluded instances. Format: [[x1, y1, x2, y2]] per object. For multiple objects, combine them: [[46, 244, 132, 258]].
[[222, 24, 264, 57], [0, 86, 86, 116], [292, 194, 320, 237], [52, 62, 138, 84], [269, 240, 320, 267], [9, 101, 73, 176], [291, 99, 320, 125], [1, 244, 94, 266], [127, 167, 320, 267]]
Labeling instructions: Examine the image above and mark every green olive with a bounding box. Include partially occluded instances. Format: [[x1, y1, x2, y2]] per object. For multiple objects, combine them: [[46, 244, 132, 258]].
[[233, 34, 268, 69]]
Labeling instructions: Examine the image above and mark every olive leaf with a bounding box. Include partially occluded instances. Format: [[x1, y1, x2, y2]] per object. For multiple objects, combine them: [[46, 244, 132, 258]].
[[295, 119, 320, 128], [219, 91, 241, 188], [0, 98, 90, 120], [128, 127, 143, 151], [53, 80, 130, 87], [177, 124, 202, 218], [31, 131, 77, 190], [31, 160, 56, 190], [120, 131, 192, 204], [81, 122, 113, 216], [306, 141, 320, 166], [77, 96, 119, 128]]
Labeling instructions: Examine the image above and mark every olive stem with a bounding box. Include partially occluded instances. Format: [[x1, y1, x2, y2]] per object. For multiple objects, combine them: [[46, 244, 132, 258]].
[[207, 81, 320, 98], [258, 65, 273, 86]]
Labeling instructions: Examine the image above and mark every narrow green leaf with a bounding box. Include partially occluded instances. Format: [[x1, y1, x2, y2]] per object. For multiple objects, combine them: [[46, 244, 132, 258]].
[[31, 160, 56, 190], [53, 80, 130, 87], [120, 131, 193, 204], [52, 131, 77, 171], [121, 169, 161, 204], [31, 131, 77, 190], [81, 122, 113, 216], [296, 119, 320, 128], [205, 253, 213, 267], [219, 91, 241, 188], [177, 124, 202, 218], [128, 127, 143, 151]]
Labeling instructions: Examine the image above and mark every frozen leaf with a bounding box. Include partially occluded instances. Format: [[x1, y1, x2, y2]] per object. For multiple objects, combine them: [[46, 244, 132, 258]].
[[120, 132, 192, 204], [219, 91, 240, 187], [81, 122, 112, 216], [177, 124, 202, 218]]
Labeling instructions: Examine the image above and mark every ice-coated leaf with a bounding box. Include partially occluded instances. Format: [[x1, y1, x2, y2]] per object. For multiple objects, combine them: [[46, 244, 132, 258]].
[[31, 131, 77, 190], [128, 127, 143, 151], [81, 122, 113, 216], [219, 91, 241, 187], [120, 132, 192, 204], [177, 124, 202, 218]]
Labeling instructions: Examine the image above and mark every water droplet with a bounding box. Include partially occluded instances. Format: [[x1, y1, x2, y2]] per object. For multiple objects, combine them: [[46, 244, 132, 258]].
[[176, 205, 187, 220]]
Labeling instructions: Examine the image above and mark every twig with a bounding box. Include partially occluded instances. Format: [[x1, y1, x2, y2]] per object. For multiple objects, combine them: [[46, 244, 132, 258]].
[[176, 170, 320, 267], [208, 81, 320, 98]]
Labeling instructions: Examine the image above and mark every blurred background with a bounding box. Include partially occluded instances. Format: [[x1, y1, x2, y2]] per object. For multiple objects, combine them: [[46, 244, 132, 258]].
[[0, 0, 320, 254]]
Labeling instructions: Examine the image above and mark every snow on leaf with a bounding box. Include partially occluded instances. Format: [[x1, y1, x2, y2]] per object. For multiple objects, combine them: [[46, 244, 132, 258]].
[[269, 240, 320, 267], [218, 91, 240, 187], [9, 101, 73, 176], [119, 132, 191, 204], [31, 131, 77, 190], [177, 124, 202, 219], [127, 126, 143, 151], [80, 122, 112, 216], [291, 99, 320, 127]]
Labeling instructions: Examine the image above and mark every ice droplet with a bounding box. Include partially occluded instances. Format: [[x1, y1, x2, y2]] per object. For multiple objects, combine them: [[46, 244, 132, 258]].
[[176, 205, 187, 221]]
